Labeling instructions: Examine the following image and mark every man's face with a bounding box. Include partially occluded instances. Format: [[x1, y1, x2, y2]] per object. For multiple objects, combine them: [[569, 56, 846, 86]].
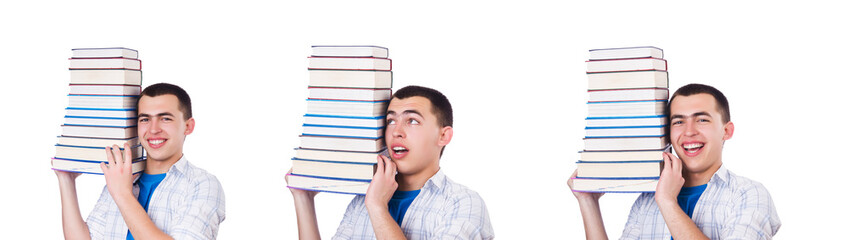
[[385, 96, 451, 175], [137, 94, 194, 162], [669, 93, 733, 174]]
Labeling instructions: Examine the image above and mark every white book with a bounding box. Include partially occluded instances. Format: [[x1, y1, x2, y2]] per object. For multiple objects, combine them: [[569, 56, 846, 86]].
[[588, 88, 668, 102], [586, 58, 666, 73], [302, 124, 384, 139], [294, 148, 383, 164], [587, 100, 666, 118], [66, 108, 136, 118], [61, 125, 137, 139], [571, 178, 658, 193], [55, 145, 143, 161], [577, 161, 661, 178], [583, 137, 668, 151], [56, 136, 139, 148], [586, 116, 667, 128], [69, 69, 142, 85], [291, 159, 375, 180], [306, 99, 388, 117], [585, 126, 666, 138], [52, 158, 145, 175], [69, 85, 141, 95], [299, 135, 385, 152], [303, 114, 385, 128], [64, 116, 137, 127], [286, 174, 369, 195], [309, 70, 392, 88], [68, 95, 138, 109], [69, 58, 141, 70], [589, 46, 663, 60], [587, 71, 668, 90], [72, 47, 139, 59], [308, 57, 391, 71], [311, 45, 388, 58], [308, 87, 391, 101]]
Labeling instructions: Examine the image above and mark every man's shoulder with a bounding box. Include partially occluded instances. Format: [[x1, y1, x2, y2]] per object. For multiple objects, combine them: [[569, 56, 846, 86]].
[[716, 168, 772, 196], [171, 159, 223, 191], [431, 175, 487, 207]]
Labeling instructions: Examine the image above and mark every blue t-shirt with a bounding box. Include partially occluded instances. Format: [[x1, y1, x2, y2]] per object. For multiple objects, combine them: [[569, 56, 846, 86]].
[[387, 189, 421, 226], [127, 173, 167, 240], [671, 183, 707, 240]]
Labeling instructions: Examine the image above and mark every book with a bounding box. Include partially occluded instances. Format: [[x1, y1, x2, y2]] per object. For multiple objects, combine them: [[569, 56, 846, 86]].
[[308, 87, 392, 101], [303, 114, 385, 128], [587, 70, 668, 90], [588, 88, 669, 102], [52, 158, 145, 175], [311, 45, 388, 58], [589, 46, 663, 60], [299, 135, 386, 152], [69, 69, 142, 85], [294, 147, 382, 164], [585, 125, 666, 138], [586, 58, 666, 73], [302, 124, 384, 139], [66, 108, 136, 118], [583, 137, 668, 151], [308, 57, 391, 71], [69, 57, 141, 70], [72, 47, 138, 59], [67, 95, 138, 109], [585, 115, 667, 128], [587, 100, 666, 117], [64, 116, 137, 127], [576, 161, 661, 178], [291, 158, 376, 180], [286, 173, 370, 195], [309, 70, 392, 88], [579, 148, 669, 162], [56, 136, 139, 148], [306, 99, 389, 117], [571, 177, 658, 193], [55, 144, 143, 161], [61, 125, 137, 139], [68, 85, 141, 95]]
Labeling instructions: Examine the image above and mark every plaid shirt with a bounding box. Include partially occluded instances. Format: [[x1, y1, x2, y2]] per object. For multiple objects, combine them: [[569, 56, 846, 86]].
[[333, 169, 494, 240], [86, 156, 226, 239], [621, 165, 781, 239]]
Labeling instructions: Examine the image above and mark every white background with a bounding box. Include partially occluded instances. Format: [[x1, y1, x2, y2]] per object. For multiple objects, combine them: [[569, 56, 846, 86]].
[[1, 0, 845, 239]]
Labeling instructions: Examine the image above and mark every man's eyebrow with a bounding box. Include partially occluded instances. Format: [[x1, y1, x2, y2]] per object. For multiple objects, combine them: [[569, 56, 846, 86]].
[[670, 111, 711, 119], [386, 109, 423, 117], [138, 112, 176, 118]]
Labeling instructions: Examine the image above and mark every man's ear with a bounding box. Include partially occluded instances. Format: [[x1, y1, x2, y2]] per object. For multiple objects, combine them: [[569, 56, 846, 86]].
[[184, 118, 195, 135], [722, 121, 734, 141], [438, 126, 453, 147]]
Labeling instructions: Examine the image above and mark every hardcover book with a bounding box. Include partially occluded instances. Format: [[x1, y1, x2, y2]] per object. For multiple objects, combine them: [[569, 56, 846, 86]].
[[308, 57, 392, 71], [311, 45, 389, 58]]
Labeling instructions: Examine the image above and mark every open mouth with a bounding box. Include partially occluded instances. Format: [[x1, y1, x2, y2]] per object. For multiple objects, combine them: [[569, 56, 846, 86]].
[[682, 142, 703, 155], [148, 139, 166, 148], [391, 145, 408, 159]]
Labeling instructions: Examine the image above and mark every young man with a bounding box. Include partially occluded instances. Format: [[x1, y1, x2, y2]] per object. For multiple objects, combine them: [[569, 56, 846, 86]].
[[568, 83, 781, 239], [288, 85, 494, 239], [55, 83, 226, 239]]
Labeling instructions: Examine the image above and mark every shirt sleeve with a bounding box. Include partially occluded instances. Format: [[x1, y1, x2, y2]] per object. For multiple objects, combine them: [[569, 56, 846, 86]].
[[430, 191, 494, 240], [85, 185, 111, 240], [720, 182, 781, 240], [332, 195, 365, 240], [620, 193, 652, 240], [166, 175, 226, 240]]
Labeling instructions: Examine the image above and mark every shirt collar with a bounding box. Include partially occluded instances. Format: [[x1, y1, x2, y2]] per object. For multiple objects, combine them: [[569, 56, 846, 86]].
[[709, 164, 729, 185], [168, 155, 189, 175], [421, 168, 446, 191]]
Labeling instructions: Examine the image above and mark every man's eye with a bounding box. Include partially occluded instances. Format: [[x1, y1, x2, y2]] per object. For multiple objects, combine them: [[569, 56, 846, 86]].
[[387, 119, 396, 125], [410, 119, 419, 125], [671, 120, 683, 125], [139, 118, 148, 123], [697, 118, 710, 123]]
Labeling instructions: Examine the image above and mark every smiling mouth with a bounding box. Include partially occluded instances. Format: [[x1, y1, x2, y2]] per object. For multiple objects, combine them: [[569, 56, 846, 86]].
[[683, 142, 703, 153], [149, 139, 166, 145], [392, 146, 408, 154]]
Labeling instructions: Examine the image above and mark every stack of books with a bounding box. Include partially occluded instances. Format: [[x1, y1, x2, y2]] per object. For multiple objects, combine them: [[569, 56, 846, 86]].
[[571, 46, 670, 193], [52, 47, 145, 174], [287, 45, 392, 195]]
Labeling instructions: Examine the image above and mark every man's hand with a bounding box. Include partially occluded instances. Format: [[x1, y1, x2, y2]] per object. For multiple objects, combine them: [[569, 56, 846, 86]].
[[100, 143, 139, 201], [655, 152, 685, 205], [286, 168, 319, 200], [567, 169, 604, 203], [365, 154, 398, 210]]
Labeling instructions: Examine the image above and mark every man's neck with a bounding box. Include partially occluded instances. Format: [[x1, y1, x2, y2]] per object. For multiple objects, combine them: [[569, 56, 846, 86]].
[[396, 165, 440, 191], [683, 161, 722, 187], [144, 153, 182, 174]]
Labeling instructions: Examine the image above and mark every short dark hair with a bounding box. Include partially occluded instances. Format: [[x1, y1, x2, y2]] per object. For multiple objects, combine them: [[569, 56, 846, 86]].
[[392, 85, 453, 128], [139, 83, 192, 120], [668, 83, 730, 123]]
